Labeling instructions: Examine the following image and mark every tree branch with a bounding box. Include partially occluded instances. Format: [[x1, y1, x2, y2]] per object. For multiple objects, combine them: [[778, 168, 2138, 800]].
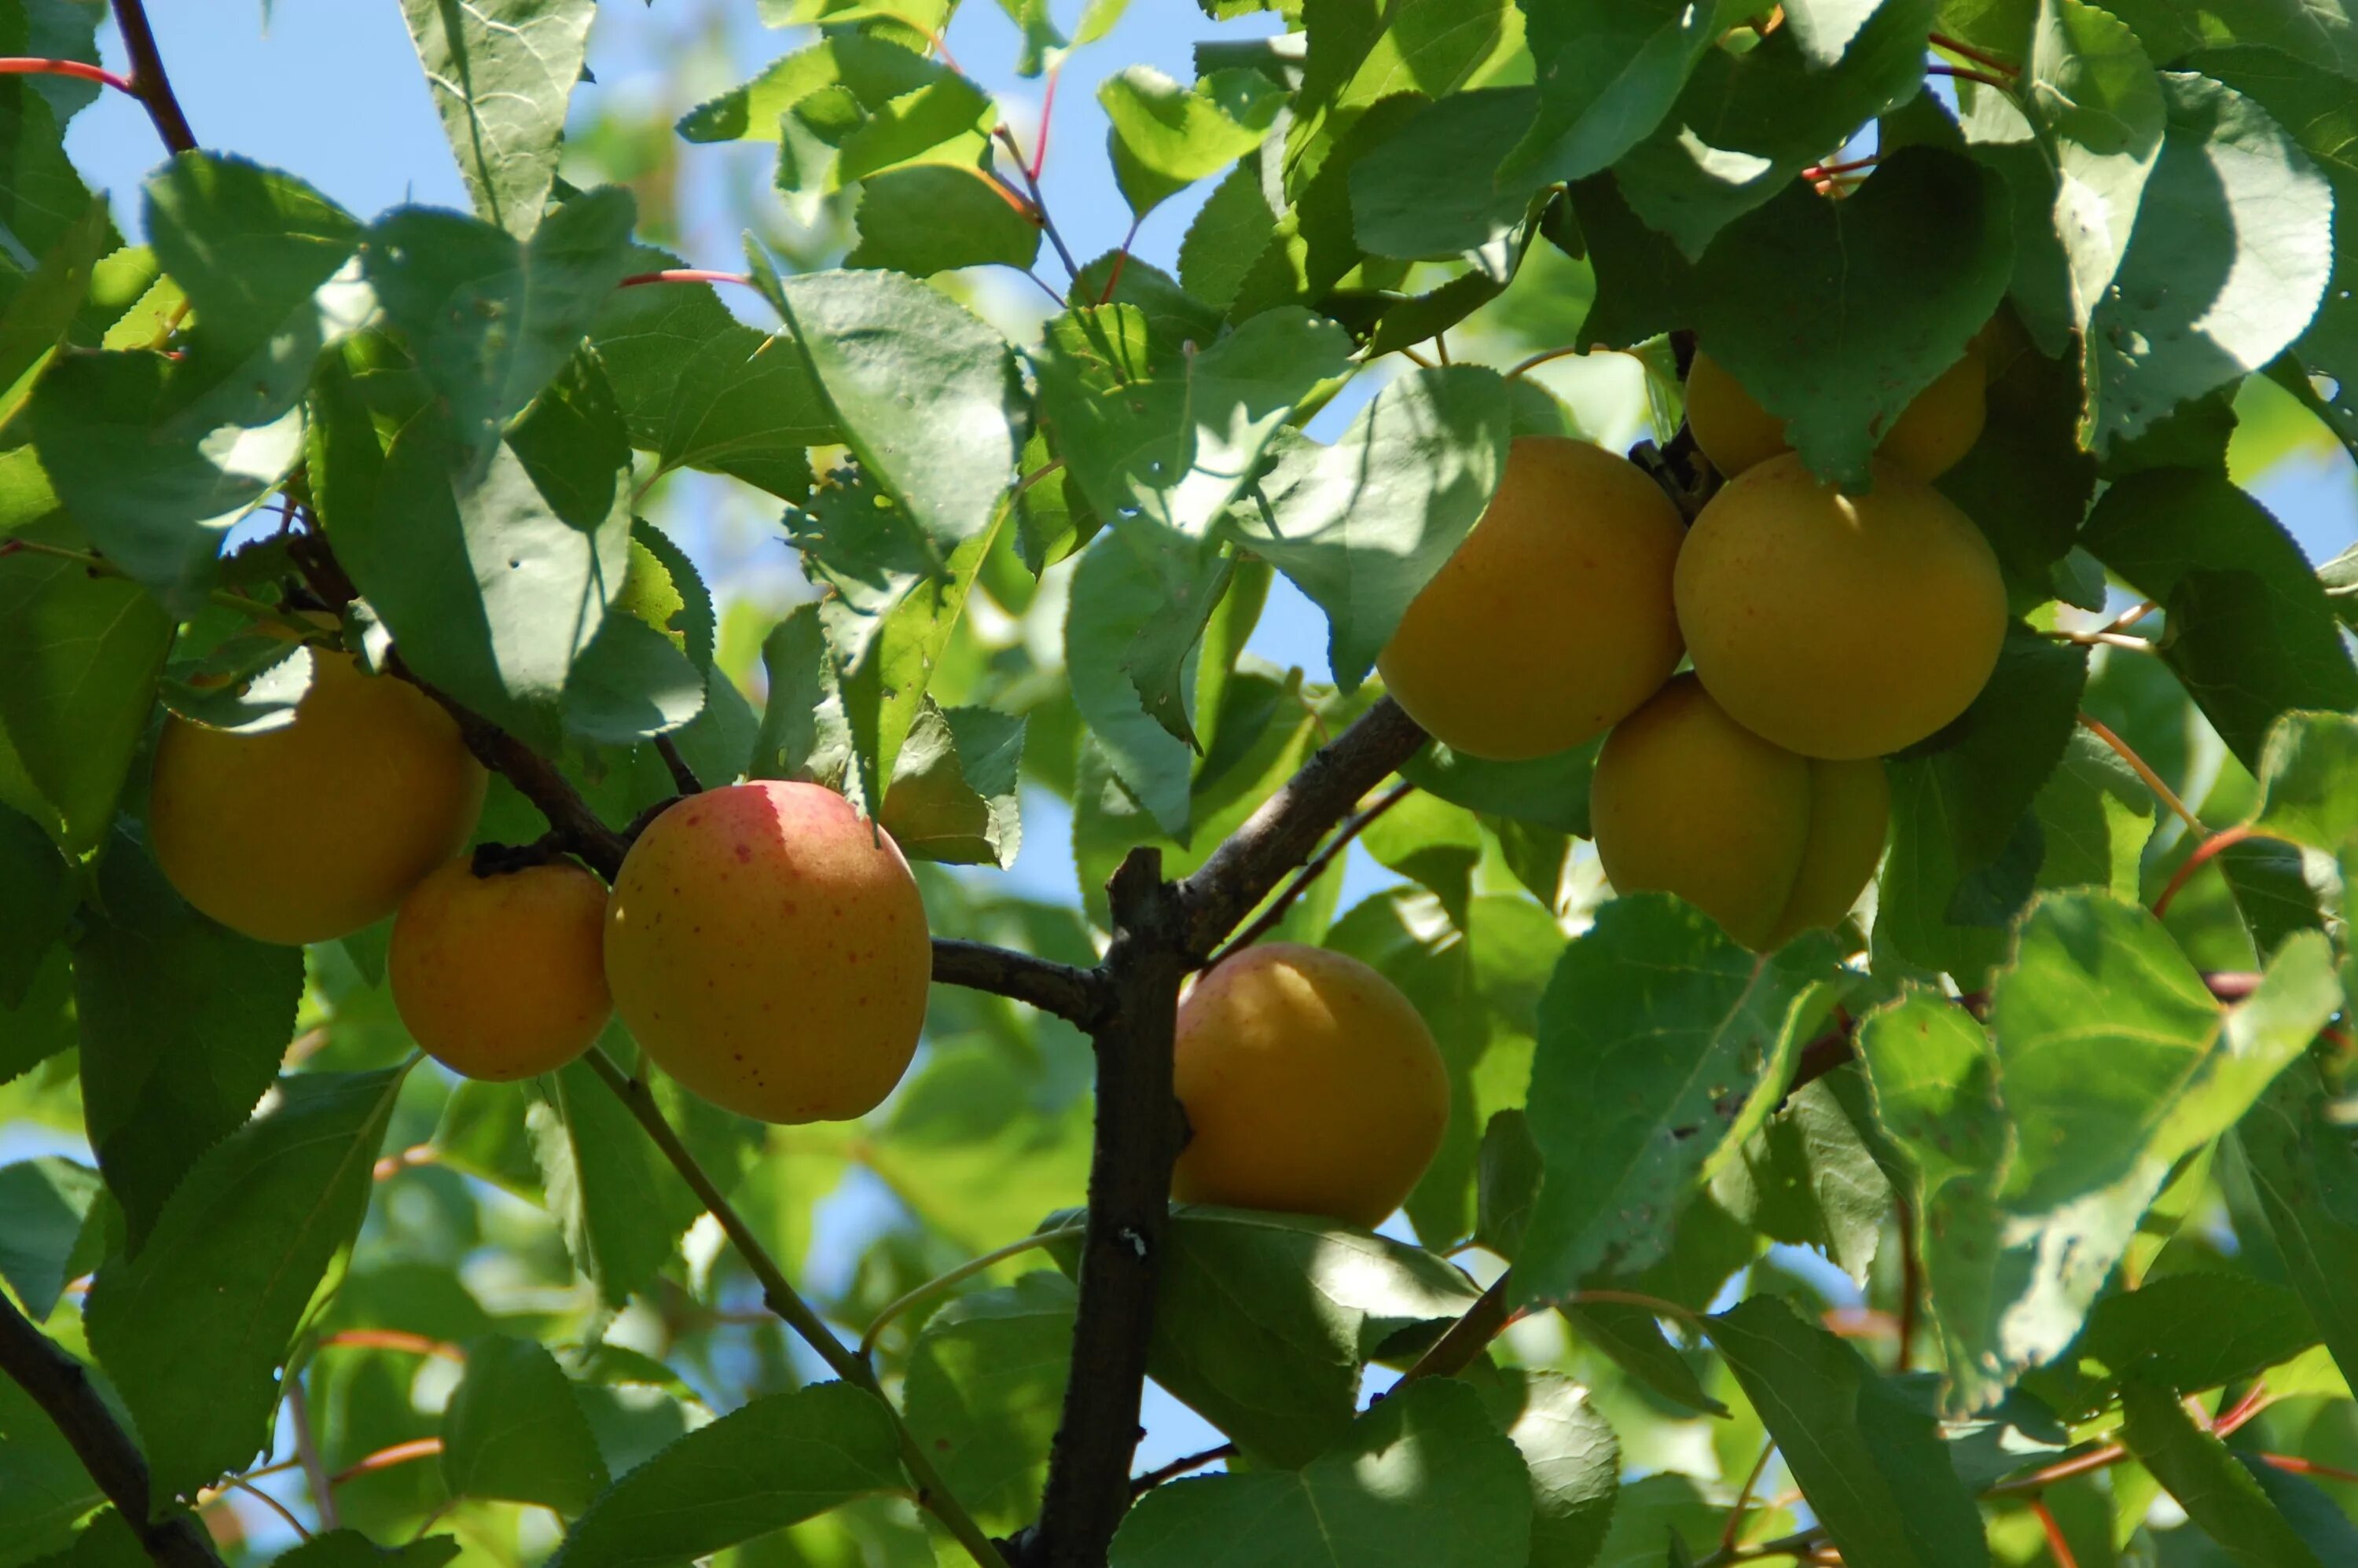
[[0, 1291, 225, 1568], [933, 938, 1112, 1026], [108, 0, 196, 154], [1173, 698, 1429, 960], [1028, 850, 1191, 1568], [1207, 779, 1415, 967]]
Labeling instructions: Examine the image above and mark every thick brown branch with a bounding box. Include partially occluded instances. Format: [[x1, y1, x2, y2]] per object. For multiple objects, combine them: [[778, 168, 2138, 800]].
[[1029, 850, 1190, 1568], [411, 678, 632, 879], [933, 938, 1112, 1026], [1173, 698, 1428, 960], [0, 1291, 225, 1568], [108, 0, 196, 154]]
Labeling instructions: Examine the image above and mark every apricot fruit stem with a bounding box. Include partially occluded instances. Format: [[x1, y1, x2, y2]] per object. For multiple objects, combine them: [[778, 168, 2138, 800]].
[[579, 1050, 1014, 1568], [2077, 711, 2206, 834], [858, 1219, 1089, 1360], [654, 733, 703, 795]]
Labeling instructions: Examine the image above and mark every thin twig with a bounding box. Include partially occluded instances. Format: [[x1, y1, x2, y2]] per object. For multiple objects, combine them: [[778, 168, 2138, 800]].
[[2029, 1499, 2080, 1568], [1504, 343, 1582, 380], [327, 1438, 442, 1487], [995, 126, 1079, 281], [2077, 712, 2206, 835], [859, 1221, 1087, 1359], [109, 0, 197, 152], [316, 1329, 465, 1362], [0, 56, 135, 93], [2261, 1453, 2358, 1485], [1129, 1444, 1234, 1496], [1721, 1441, 1778, 1550], [214, 1477, 311, 1540], [1928, 30, 2022, 76], [1893, 1195, 1920, 1373], [287, 1377, 339, 1532], [1928, 64, 2016, 90], [1208, 780, 1415, 966], [0, 536, 293, 624], [619, 268, 756, 290], [578, 1051, 1012, 1568]]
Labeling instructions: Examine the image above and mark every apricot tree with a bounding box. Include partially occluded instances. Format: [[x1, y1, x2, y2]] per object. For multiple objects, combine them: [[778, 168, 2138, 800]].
[[5, 4, 2358, 1568]]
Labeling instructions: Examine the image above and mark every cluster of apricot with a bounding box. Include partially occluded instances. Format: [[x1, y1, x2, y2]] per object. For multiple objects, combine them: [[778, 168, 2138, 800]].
[[148, 659, 929, 1123], [1379, 339, 2007, 949]]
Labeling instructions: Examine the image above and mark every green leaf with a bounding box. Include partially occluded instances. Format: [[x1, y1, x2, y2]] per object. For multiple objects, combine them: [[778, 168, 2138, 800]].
[[2079, 471, 2358, 769], [1107, 1379, 1533, 1568], [877, 701, 1024, 867], [1035, 303, 1353, 556], [1063, 529, 1199, 835], [773, 269, 1020, 553], [2087, 72, 2334, 449], [1560, 1298, 1729, 1418], [1613, 0, 1937, 259], [2119, 1378, 2326, 1567], [441, 1334, 609, 1514], [264, 1533, 460, 1568], [0, 1375, 105, 1566], [0, 72, 97, 294], [1710, 1075, 1892, 1284], [85, 1068, 404, 1504], [1517, 895, 1842, 1305], [1706, 1294, 1993, 1568], [364, 187, 637, 467], [0, 946, 73, 1089], [144, 153, 365, 426], [399, 0, 595, 237], [847, 163, 1041, 276], [0, 522, 171, 854], [1046, 1204, 1479, 1467], [528, 1052, 703, 1309], [1474, 1368, 1621, 1568], [1179, 159, 1280, 312], [2037, 1272, 2321, 1417], [1937, 326, 2100, 590], [1349, 88, 1543, 261], [312, 363, 634, 754], [1500, 0, 1723, 189], [74, 832, 307, 1248], [0, 197, 107, 431], [1590, 1474, 1723, 1568], [1100, 65, 1287, 219], [865, 1045, 1091, 1251], [901, 1271, 1073, 1532], [589, 248, 832, 502], [677, 35, 946, 147], [0, 1159, 98, 1322], [1222, 365, 1511, 689], [23, 351, 305, 608], [1691, 147, 2011, 487], [1398, 738, 1600, 838], [1960, 0, 2165, 357], [751, 603, 851, 789], [2250, 710, 2358, 852], [2231, 1059, 2358, 1400], [549, 1383, 903, 1568]]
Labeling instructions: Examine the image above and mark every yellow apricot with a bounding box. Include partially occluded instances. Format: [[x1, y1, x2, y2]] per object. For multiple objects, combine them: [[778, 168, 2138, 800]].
[[1376, 435, 1685, 762], [603, 780, 930, 1124], [149, 650, 487, 944], [1592, 677, 1889, 949], [1674, 453, 2007, 760], [1685, 345, 1987, 480], [390, 856, 612, 1080], [1170, 942, 1448, 1228]]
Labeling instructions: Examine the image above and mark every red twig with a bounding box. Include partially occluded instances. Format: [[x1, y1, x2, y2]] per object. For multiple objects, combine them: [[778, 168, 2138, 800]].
[[1095, 218, 1141, 306], [1800, 154, 1882, 182], [1030, 58, 1060, 182], [1929, 31, 2022, 77], [317, 1329, 465, 1363], [328, 1438, 443, 1487], [0, 57, 134, 94], [619, 268, 756, 290], [2030, 1498, 2080, 1568], [2261, 1453, 2358, 1485], [2151, 824, 2262, 920]]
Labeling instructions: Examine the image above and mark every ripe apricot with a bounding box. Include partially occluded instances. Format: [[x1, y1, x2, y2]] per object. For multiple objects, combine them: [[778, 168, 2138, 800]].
[[389, 855, 612, 1080], [603, 780, 930, 1124], [1591, 676, 1889, 949], [1170, 942, 1448, 1228], [149, 649, 487, 944], [1685, 343, 1986, 480], [1376, 435, 1685, 762], [1674, 453, 2007, 760]]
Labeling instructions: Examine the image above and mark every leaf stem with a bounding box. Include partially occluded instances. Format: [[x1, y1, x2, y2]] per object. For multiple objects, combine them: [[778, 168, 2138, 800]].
[[654, 733, 703, 795], [1504, 343, 1584, 380], [325, 1438, 442, 1487], [1721, 1440, 1778, 1549], [579, 1051, 1012, 1568], [1128, 1443, 1234, 1496], [2076, 711, 2206, 835], [287, 1376, 339, 1531], [2150, 824, 2263, 920], [213, 1475, 312, 1540], [0, 56, 135, 93], [1928, 31, 2022, 77], [2030, 1498, 2081, 1568], [858, 1221, 1087, 1360], [995, 126, 1080, 282], [1927, 64, 2016, 91], [618, 267, 758, 291]]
